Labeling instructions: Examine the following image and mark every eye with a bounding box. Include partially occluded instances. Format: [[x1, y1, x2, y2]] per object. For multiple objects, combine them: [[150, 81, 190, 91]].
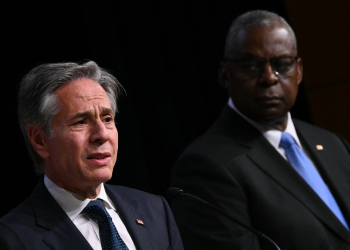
[[272, 57, 295, 72], [239, 59, 262, 71], [75, 119, 87, 125], [103, 116, 114, 123]]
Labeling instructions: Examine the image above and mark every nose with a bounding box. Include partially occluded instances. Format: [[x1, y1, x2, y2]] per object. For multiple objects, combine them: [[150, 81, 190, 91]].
[[258, 63, 278, 86], [90, 119, 110, 144]]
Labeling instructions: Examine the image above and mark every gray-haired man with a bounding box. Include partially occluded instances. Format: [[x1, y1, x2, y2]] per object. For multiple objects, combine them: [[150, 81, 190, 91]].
[[1, 61, 184, 250]]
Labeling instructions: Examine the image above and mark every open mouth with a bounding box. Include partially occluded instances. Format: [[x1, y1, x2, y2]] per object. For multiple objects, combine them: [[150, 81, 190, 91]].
[[87, 153, 112, 165], [88, 155, 109, 159]]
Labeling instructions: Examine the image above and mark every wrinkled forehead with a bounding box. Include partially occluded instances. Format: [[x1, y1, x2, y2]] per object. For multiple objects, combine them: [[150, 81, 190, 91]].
[[233, 24, 297, 58], [55, 78, 113, 113], [55, 78, 116, 113]]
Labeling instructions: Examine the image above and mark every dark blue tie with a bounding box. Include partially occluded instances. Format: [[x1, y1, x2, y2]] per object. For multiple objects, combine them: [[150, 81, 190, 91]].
[[279, 132, 349, 230], [84, 199, 129, 250]]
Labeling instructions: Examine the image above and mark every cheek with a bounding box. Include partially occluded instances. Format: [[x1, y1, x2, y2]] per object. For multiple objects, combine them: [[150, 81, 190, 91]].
[[230, 80, 255, 100], [62, 134, 87, 159], [285, 82, 299, 102], [111, 130, 118, 149]]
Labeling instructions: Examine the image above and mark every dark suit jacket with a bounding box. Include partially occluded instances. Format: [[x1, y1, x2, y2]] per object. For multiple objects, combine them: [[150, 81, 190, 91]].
[[0, 178, 184, 250], [170, 105, 350, 250]]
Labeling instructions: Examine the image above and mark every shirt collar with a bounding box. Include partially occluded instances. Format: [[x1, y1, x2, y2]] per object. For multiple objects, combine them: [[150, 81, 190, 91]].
[[228, 98, 302, 148], [44, 175, 116, 221]]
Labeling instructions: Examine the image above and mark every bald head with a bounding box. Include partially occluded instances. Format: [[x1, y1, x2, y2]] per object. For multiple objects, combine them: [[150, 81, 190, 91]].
[[224, 10, 297, 60]]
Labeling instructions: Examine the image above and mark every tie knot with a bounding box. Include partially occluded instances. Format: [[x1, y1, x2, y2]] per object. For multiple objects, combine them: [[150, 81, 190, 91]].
[[84, 199, 111, 222], [279, 132, 296, 149]]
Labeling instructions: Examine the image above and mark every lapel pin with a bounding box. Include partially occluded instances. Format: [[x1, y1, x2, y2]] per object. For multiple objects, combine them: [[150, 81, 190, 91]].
[[316, 145, 323, 150], [136, 219, 145, 226]]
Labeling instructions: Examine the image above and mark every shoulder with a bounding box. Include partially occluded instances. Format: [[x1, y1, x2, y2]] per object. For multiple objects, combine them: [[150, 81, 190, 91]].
[[175, 130, 259, 174], [293, 118, 334, 134], [105, 184, 169, 210], [0, 198, 43, 249], [293, 118, 350, 160], [177, 105, 261, 164], [1, 197, 34, 224], [105, 185, 184, 250], [293, 118, 349, 144], [105, 185, 176, 230], [105, 184, 162, 199]]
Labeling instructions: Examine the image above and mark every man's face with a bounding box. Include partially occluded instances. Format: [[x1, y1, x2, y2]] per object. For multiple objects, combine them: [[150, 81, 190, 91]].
[[220, 24, 303, 126], [43, 78, 118, 195]]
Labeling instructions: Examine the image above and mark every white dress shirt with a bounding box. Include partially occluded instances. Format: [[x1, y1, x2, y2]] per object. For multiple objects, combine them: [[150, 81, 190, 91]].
[[228, 98, 317, 165], [44, 175, 136, 250]]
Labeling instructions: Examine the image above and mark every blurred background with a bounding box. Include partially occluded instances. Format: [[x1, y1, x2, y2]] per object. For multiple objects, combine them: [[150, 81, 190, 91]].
[[2, 0, 350, 216]]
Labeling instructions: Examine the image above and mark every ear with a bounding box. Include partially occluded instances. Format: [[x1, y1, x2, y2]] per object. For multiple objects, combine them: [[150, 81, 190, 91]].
[[296, 57, 303, 85], [27, 124, 50, 159], [218, 61, 230, 89]]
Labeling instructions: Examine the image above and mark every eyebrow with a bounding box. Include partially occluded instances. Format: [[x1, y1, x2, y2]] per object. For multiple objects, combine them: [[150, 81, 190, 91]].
[[101, 107, 114, 115], [71, 107, 114, 120]]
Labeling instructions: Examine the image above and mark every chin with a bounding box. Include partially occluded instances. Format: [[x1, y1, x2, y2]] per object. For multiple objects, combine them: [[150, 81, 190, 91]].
[[90, 167, 114, 183]]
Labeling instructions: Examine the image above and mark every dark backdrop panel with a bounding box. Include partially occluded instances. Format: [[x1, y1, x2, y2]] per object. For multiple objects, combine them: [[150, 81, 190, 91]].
[[2, 0, 311, 216]]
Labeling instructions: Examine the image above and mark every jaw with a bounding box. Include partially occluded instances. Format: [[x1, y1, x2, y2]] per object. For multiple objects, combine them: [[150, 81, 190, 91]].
[[45, 162, 114, 199], [252, 111, 289, 131]]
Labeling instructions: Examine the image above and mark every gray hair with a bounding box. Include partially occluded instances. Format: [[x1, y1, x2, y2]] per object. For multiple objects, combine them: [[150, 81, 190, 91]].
[[18, 60, 124, 174], [224, 10, 297, 59]]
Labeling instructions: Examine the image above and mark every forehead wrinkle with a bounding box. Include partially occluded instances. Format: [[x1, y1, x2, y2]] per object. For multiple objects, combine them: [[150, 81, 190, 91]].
[[75, 92, 107, 103], [74, 106, 112, 117], [63, 106, 112, 123], [233, 25, 296, 59], [73, 110, 91, 119], [57, 80, 107, 101]]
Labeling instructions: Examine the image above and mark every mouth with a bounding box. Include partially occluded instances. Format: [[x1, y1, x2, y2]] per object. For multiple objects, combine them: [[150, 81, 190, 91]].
[[256, 96, 282, 105], [87, 153, 112, 165]]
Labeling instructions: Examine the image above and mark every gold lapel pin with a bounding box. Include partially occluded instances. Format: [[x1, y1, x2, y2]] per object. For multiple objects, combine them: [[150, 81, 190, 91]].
[[316, 145, 323, 150]]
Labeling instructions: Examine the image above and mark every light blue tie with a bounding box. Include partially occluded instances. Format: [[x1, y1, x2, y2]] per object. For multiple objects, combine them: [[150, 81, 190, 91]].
[[279, 132, 349, 230], [84, 199, 129, 250]]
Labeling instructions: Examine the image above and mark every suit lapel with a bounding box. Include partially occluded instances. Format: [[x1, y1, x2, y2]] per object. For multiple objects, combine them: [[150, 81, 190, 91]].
[[32, 179, 156, 249], [30, 179, 93, 250], [213, 105, 261, 146], [244, 124, 350, 245], [43, 217, 93, 250], [295, 121, 350, 213], [216, 107, 350, 244], [105, 185, 154, 250], [295, 121, 350, 242]]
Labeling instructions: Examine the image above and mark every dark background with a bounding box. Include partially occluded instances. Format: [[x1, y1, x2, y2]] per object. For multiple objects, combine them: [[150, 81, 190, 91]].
[[2, 0, 312, 216]]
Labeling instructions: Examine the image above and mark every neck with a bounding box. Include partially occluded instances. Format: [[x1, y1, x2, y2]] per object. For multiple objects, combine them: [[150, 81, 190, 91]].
[[59, 182, 102, 199], [45, 173, 102, 199], [73, 184, 102, 199], [229, 99, 289, 131], [259, 115, 288, 131]]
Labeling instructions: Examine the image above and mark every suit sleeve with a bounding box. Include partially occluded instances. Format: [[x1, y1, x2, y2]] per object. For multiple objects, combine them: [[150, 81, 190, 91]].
[[170, 153, 261, 250]]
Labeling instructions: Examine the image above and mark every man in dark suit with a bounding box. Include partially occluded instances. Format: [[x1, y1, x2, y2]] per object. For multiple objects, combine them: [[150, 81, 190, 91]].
[[170, 10, 350, 250], [0, 61, 184, 250]]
